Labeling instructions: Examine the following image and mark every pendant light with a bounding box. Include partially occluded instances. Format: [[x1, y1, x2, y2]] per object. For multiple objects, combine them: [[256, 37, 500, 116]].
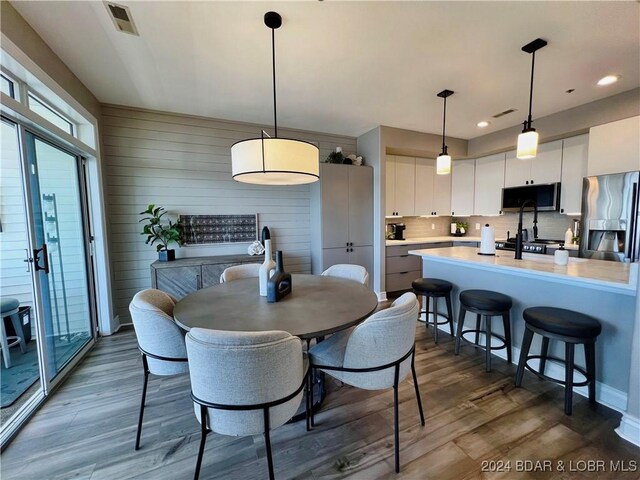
[[231, 12, 319, 185], [516, 38, 547, 160], [436, 89, 454, 175]]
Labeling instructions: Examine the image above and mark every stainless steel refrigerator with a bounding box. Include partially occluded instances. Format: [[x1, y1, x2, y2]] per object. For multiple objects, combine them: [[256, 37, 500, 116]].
[[580, 171, 640, 262]]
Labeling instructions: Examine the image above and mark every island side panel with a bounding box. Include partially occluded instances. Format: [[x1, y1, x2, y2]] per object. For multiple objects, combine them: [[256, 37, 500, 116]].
[[420, 258, 634, 398]]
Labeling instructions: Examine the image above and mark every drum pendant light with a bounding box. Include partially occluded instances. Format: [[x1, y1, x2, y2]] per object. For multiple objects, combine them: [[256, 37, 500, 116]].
[[436, 89, 454, 175], [231, 12, 319, 185], [516, 38, 547, 160]]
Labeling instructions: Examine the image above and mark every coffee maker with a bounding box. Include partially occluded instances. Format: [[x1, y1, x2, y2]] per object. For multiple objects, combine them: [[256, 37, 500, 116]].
[[388, 223, 406, 241]]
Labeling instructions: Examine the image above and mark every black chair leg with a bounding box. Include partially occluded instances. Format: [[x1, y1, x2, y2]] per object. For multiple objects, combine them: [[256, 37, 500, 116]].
[[309, 369, 315, 427], [565, 343, 575, 415], [445, 294, 454, 336], [585, 342, 597, 403], [305, 372, 311, 432], [411, 352, 425, 426], [475, 314, 482, 346], [194, 405, 208, 480], [433, 298, 439, 344], [263, 408, 275, 480], [135, 355, 149, 451], [515, 327, 534, 387], [393, 365, 400, 474], [539, 337, 550, 376], [454, 306, 466, 355], [502, 312, 512, 364], [424, 295, 430, 328], [485, 315, 492, 372]]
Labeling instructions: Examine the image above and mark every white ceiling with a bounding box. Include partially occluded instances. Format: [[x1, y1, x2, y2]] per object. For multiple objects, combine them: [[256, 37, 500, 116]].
[[11, 1, 640, 139]]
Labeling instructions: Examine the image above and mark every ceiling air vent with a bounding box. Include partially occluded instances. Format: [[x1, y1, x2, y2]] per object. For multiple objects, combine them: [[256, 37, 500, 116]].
[[492, 108, 517, 119], [104, 2, 139, 36]]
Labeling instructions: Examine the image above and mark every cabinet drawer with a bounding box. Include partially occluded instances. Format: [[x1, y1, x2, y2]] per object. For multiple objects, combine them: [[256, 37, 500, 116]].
[[386, 255, 421, 274], [453, 241, 479, 247], [201, 261, 261, 288], [386, 271, 421, 292], [387, 244, 423, 257], [156, 266, 202, 300]]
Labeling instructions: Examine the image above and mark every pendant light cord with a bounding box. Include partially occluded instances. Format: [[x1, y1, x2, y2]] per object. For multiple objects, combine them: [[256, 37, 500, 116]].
[[271, 27, 278, 138], [441, 95, 447, 154], [527, 51, 535, 128]]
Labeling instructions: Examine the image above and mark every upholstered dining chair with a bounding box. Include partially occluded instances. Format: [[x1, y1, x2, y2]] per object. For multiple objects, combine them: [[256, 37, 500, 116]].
[[219, 263, 261, 283], [321, 264, 369, 286], [186, 328, 309, 480], [129, 289, 189, 450], [307, 292, 424, 473]]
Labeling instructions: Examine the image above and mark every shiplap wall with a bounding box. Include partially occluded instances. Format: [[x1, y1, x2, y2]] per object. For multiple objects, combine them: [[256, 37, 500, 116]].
[[101, 105, 357, 324]]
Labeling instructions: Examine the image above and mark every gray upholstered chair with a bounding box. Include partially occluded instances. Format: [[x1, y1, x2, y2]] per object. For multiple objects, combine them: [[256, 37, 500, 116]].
[[308, 292, 424, 473], [219, 263, 261, 283], [321, 264, 369, 286], [129, 289, 188, 450], [186, 328, 309, 480], [0, 297, 26, 369]]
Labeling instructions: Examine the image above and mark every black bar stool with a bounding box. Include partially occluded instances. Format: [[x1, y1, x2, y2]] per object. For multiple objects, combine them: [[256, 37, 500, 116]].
[[412, 278, 454, 344], [454, 289, 512, 372], [515, 306, 602, 416]]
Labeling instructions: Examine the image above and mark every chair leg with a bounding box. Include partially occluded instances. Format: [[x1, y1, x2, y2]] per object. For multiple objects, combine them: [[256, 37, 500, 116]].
[[539, 336, 550, 376], [135, 354, 150, 451], [433, 298, 439, 344], [475, 314, 482, 346], [485, 315, 492, 372], [585, 342, 597, 404], [0, 317, 11, 369], [309, 369, 315, 428], [424, 295, 430, 327], [515, 327, 534, 387], [454, 306, 466, 355], [411, 351, 425, 426], [445, 294, 454, 336], [194, 405, 208, 480], [9, 313, 26, 353], [393, 364, 400, 474], [263, 408, 275, 480], [565, 343, 575, 415], [305, 371, 311, 432], [502, 312, 512, 364]]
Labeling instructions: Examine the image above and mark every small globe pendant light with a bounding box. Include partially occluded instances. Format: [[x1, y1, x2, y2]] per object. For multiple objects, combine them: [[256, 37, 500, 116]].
[[231, 12, 319, 185], [517, 38, 547, 160], [436, 89, 454, 175]]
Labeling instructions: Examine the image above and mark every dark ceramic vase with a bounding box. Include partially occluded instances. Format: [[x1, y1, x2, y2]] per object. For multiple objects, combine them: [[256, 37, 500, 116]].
[[267, 251, 292, 303], [158, 249, 175, 262]]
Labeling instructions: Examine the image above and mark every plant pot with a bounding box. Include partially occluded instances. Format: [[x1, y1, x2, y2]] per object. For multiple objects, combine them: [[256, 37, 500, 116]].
[[158, 249, 175, 262]]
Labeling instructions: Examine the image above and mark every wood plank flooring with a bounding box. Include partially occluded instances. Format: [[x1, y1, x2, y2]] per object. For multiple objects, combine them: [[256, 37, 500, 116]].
[[2, 324, 639, 480]]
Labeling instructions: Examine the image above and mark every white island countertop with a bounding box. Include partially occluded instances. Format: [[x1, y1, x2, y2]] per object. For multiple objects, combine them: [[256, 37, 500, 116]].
[[387, 236, 482, 246], [409, 246, 636, 295]]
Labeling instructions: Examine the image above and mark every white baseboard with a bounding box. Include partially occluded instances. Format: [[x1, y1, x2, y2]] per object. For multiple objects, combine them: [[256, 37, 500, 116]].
[[427, 319, 628, 414], [616, 413, 640, 447]]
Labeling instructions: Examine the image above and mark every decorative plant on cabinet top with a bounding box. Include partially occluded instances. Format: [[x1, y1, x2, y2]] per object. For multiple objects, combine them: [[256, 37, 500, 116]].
[[139, 204, 183, 262]]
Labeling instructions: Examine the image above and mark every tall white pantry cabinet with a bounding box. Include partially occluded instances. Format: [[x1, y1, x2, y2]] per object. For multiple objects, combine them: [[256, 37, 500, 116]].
[[310, 163, 374, 287]]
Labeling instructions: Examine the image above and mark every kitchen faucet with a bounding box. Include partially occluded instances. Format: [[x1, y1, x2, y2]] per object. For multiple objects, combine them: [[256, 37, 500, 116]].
[[515, 199, 538, 260]]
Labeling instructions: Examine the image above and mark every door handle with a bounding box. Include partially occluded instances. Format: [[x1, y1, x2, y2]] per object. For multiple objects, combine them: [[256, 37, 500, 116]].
[[33, 244, 49, 274], [23, 249, 33, 272]]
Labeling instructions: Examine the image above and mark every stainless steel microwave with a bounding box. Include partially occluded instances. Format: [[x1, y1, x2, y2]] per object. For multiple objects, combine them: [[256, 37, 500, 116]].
[[501, 183, 561, 212]]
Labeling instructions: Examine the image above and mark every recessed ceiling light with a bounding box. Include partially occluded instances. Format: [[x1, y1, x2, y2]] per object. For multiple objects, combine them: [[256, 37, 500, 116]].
[[477, 121, 490, 128], [597, 75, 620, 86]]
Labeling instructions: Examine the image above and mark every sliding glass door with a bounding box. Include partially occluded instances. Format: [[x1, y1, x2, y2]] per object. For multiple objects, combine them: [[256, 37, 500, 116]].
[[23, 132, 94, 380]]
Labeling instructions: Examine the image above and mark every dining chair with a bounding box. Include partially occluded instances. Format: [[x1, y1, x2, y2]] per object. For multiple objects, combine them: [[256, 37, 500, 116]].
[[219, 263, 261, 283], [129, 289, 189, 450], [321, 264, 369, 286], [186, 328, 309, 480], [307, 292, 424, 473]]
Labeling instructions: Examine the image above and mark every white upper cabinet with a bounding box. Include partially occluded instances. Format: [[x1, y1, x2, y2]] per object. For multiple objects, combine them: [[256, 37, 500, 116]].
[[588, 116, 640, 176], [474, 153, 505, 216], [394, 156, 416, 216], [450, 159, 475, 216], [504, 140, 562, 186], [414, 157, 435, 216], [385, 155, 396, 216], [560, 134, 588, 215]]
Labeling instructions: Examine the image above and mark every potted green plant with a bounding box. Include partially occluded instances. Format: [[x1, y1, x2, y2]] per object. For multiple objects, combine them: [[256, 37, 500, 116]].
[[453, 218, 468, 236], [139, 204, 183, 262]]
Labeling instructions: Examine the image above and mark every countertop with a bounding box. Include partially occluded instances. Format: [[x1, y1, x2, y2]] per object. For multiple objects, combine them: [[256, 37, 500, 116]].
[[409, 246, 636, 294], [386, 236, 482, 246]]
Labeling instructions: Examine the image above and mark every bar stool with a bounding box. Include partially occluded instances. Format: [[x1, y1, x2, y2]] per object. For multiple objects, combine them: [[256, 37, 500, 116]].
[[1, 297, 26, 369], [454, 289, 512, 372], [515, 307, 602, 416], [411, 278, 454, 344]]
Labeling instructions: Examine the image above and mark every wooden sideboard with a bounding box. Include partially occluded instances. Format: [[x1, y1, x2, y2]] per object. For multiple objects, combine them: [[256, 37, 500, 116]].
[[150, 254, 261, 299]]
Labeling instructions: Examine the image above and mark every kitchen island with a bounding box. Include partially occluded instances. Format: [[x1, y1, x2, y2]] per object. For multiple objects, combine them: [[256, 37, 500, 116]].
[[409, 246, 637, 413]]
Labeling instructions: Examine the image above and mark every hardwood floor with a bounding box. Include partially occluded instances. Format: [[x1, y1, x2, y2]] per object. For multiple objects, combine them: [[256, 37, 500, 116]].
[[2, 323, 639, 480]]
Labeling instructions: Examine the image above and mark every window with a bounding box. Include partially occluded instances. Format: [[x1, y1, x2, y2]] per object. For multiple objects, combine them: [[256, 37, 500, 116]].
[[28, 92, 74, 135], [1, 74, 15, 98]]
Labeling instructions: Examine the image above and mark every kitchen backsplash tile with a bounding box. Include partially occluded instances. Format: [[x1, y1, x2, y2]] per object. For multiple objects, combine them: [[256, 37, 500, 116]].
[[388, 212, 578, 241]]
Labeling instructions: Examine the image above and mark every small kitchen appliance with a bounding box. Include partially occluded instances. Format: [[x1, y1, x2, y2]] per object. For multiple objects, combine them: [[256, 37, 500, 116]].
[[388, 223, 406, 241]]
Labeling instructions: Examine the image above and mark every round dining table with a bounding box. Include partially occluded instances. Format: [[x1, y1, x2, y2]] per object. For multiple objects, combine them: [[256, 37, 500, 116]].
[[173, 274, 378, 339]]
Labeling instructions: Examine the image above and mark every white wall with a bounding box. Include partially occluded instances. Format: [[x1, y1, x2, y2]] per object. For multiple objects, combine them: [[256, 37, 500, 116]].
[[101, 105, 356, 324]]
